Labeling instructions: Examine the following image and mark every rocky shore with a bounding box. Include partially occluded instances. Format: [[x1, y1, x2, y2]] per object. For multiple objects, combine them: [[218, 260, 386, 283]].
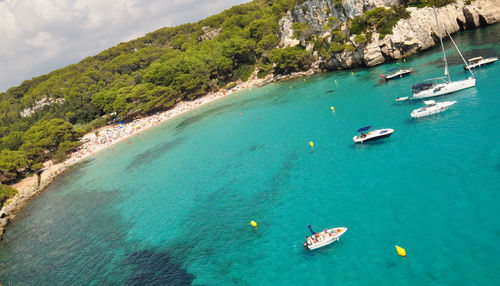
[[279, 0, 500, 69]]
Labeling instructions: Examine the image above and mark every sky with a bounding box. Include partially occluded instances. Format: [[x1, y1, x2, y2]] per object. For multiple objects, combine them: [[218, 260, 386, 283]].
[[0, 0, 249, 92]]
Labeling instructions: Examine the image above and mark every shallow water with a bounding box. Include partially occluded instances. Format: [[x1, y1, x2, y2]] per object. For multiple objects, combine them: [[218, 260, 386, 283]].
[[1, 25, 499, 285]]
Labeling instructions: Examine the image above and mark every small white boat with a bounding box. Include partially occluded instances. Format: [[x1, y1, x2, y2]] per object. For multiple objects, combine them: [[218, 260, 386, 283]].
[[410, 100, 456, 118], [380, 68, 413, 80], [303, 226, 348, 250], [395, 96, 409, 102], [464, 56, 498, 69], [353, 126, 395, 143]]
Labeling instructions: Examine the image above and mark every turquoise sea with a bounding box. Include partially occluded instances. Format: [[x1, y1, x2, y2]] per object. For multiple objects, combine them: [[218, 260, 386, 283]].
[[1, 25, 499, 285]]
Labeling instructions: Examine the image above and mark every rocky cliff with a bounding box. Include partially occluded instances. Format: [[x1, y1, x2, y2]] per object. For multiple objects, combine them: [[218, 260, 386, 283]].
[[279, 0, 500, 70]]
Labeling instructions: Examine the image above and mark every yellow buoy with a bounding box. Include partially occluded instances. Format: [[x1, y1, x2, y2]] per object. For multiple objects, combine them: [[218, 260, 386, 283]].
[[330, 106, 335, 111], [404, 58, 406, 62], [351, 71, 354, 75], [290, 86, 292, 89], [334, 80, 337, 84], [395, 245, 407, 257], [250, 220, 258, 227]]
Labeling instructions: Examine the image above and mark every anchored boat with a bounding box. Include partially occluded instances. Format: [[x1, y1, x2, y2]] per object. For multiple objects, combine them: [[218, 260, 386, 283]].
[[411, 7, 475, 99], [464, 56, 498, 69], [353, 126, 394, 143], [303, 225, 347, 250], [380, 68, 413, 81], [411, 100, 456, 118]]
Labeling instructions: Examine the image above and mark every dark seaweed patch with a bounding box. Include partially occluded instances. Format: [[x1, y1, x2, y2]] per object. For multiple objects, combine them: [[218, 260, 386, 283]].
[[175, 103, 233, 132], [0, 189, 129, 284], [126, 137, 184, 171], [125, 250, 195, 286], [426, 48, 497, 68], [249, 144, 264, 151], [385, 261, 396, 268]]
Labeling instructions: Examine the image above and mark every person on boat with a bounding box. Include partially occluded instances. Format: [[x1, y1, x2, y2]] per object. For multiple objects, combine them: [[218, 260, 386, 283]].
[[306, 237, 312, 245]]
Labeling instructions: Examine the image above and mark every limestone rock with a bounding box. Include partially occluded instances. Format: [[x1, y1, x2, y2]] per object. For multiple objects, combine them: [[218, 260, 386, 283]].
[[364, 40, 385, 66], [279, 11, 300, 47], [343, 0, 364, 18], [464, 0, 500, 27], [0, 217, 9, 228], [199, 26, 221, 41]]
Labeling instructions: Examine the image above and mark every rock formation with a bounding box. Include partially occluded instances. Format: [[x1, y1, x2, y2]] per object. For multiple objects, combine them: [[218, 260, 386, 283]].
[[279, 0, 500, 70]]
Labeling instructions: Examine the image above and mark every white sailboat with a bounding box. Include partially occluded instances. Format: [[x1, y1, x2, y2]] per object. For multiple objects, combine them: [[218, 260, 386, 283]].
[[411, 7, 475, 99]]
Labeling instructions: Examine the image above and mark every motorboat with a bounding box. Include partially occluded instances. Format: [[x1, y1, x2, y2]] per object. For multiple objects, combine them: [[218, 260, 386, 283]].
[[353, 126, 394, 143], [410, 100, 456, 118], [380, 68, 413, 80], [303, 225, 347, 250], [464, 56, 498, 69], [411, 7, 475, 100]]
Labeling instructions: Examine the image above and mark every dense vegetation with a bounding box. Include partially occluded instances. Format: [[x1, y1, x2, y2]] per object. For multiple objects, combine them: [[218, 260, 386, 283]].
[[351, 7, 411, 39], [0, 0, 414, 184], [0, 184, 17, 208]]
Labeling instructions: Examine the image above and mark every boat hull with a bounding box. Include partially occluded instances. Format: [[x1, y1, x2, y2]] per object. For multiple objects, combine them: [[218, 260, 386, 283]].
[[384, 70, 412, 80], [413, 78, 475, 99], [353, 129, 395, 143], [361, 132, 393, 142], [464, 57, 498, 69], [410, 101, 456, 118]]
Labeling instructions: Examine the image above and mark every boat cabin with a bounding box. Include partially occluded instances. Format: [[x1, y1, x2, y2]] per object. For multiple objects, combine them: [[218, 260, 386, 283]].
[[412, 82, 433, 94], [356, 125, 372, 138], [423, 100, 436, 106], [468, 57, 483, 64]]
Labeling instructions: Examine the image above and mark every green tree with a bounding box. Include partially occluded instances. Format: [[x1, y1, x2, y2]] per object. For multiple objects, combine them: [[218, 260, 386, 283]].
[[23, 118, 79, 153], [257, 34, 279, 55], [270, 47, 313, 74], [292, 22, 314, 41], [0, 150, 29, 182], [0, 131, 24, 150], [0, 184, 18, 208]]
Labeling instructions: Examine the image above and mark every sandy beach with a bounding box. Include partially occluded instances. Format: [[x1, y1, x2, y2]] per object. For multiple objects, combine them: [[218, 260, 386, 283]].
[[0, 69, 317, 239]]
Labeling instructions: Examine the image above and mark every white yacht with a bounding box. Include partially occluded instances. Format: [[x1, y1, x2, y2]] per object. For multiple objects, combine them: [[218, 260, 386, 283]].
[[353, 126, 394, 143], [464, 56, 498, 69], [410, 100, 456, 118], [381, 68, 413, 80], [411, 7, 475, 100], [303, 226, 348, 250], [412, 77, 475, 99]]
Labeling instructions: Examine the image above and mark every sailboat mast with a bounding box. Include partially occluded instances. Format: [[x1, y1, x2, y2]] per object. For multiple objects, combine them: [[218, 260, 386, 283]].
[[433, 6, 451, 83], [445, 29, 475, 78]]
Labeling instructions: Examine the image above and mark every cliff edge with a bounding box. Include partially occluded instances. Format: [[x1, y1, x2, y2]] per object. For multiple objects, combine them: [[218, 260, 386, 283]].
[[279, 0, 500, 69]]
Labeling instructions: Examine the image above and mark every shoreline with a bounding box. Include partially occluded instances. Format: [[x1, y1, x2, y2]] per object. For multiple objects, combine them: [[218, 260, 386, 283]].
[[0, 69, 318, 239]]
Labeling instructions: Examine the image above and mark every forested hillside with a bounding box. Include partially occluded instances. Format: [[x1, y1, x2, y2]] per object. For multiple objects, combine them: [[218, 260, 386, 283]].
[[0, 0, 455, 183]]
